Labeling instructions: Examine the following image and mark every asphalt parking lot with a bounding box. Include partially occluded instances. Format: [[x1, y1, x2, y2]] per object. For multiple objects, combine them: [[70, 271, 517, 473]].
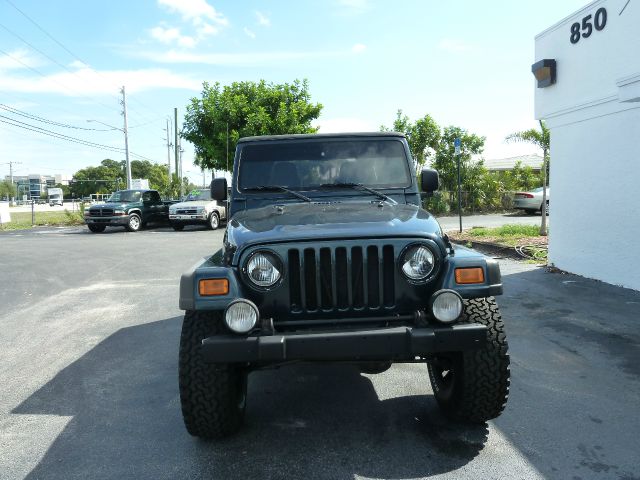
[[0, 224, 638, 480]]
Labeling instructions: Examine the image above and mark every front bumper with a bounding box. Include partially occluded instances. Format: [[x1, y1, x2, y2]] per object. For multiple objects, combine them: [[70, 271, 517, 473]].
[[170, 213, 207, 222], [201, 323, 487, 363], [84, 216, 129, 225]]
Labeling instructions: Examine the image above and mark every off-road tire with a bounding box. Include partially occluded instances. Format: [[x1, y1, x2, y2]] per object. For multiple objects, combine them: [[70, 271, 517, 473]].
[[428, 297, 510, 423], [179, 310, 247, 439], [171, 223, 185, 231], [87, 224, 106, 233], [126, 213, 141, 232], [208, 212, 220, 230]]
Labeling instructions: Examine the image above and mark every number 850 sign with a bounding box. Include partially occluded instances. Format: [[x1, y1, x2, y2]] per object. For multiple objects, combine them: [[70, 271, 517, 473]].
[[570, 7, 607, 44]]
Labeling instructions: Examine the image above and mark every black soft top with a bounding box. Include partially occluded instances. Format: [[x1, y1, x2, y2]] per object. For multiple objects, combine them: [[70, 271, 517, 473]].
[[237, 132, 406, 143]]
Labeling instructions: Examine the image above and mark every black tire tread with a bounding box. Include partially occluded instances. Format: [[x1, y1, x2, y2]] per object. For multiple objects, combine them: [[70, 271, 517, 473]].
[[178, 310, 245, 439], [429, 297, 510, 423]]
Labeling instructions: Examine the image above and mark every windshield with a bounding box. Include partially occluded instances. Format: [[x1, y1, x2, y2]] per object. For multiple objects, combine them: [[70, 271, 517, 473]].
[[185, 189, 212, 201], [238, 139, 411, 191], [107, 190, 141, 203]]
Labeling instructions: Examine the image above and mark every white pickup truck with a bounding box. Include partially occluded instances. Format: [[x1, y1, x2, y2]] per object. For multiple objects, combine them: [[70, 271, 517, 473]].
[[168, 189, 227, 231]]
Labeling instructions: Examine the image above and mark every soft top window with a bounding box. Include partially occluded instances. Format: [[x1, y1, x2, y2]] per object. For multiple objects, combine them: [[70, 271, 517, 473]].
[[238, 139, 411, 191]]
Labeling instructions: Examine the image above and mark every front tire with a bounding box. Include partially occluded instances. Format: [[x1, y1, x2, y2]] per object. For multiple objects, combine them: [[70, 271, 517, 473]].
[[208, 212, 220, 230], [428, 297, 510, 423], [87, 224, 106, 233], [179, 310, 247, 439], [126, 213, 141, 232], [171, 223, 184, 231]]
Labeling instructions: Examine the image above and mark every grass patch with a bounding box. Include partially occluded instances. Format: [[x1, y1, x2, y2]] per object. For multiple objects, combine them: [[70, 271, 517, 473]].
[[467, 224, 541, 240], [448, 224, 548, 263], [0, 210, 84, 231]]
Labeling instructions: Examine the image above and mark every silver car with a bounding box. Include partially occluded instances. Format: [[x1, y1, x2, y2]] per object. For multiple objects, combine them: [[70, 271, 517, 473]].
[[169, 189, 227, 231], [513, 187, 549, 215]]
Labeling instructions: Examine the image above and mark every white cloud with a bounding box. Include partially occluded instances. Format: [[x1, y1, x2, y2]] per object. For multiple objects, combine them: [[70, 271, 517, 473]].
[[158, 0, 228, 26], [0, 49, 41, 70], [255, 11, 271, 27], [0, 65, 201, 96], [243, 27, 256, 39], [437, 38, 474, 53], [351, 43, 366, 53], [314, 117, 377, 133], [157, 0, 228, 40], [150, 25, 197, 48]]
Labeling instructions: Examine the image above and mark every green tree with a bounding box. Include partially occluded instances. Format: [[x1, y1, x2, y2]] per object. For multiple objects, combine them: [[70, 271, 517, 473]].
[[381, 110, 440, 168], [182, 79, 323, 171], [0, 179, 17, 200], [432, 126, 485, 192], [70, 159, 124, 198], [506, 120, 550, 235]]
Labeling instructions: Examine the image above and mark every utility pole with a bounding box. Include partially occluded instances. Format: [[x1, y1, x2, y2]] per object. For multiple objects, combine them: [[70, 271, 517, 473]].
[[539, 121, 549, 236], [179, 138, 185, 199], [3, 161, 22, 203], [226, 122, 229, 173], [174, 108, 179, 182], [454, 138, 462, 233], [165, 118, 172, 177], [120, 86, 132, 189]]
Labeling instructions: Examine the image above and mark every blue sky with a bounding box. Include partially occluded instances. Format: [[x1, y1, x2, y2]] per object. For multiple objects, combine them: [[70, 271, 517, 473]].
[[0, 0, 587, 185]]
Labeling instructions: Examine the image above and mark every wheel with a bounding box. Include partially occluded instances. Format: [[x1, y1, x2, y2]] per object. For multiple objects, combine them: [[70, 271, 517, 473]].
[[428, 297, 510, 423], [126, 213, 141, 232], [208, 212, 220, 230], [179, 310, 247, 439], [87, 224, 106, 233], [172, 223, 185, 231], [357, 361, 392, 374]]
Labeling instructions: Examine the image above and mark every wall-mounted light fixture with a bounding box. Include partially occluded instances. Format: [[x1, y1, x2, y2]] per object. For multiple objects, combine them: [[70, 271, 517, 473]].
[[531, 59, 557, 88]]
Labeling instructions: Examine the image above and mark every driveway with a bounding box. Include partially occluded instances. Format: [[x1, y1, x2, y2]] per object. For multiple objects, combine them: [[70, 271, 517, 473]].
[[0, 227, 637, 480]]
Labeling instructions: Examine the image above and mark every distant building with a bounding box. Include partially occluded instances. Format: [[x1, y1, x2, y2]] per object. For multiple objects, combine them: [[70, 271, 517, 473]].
[[483, 154, 543, 173], [5, 174, 72, 200]]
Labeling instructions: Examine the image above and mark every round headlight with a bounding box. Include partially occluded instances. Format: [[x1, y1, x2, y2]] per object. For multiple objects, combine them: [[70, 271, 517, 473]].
[[225, 299, 259, 333], [401, 245, 435, 281], [431, 290, 463, 323], [246, 252, 281, 287]]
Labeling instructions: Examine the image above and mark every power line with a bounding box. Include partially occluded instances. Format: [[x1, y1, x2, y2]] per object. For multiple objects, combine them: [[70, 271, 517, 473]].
[[1, 0, 165, 122], [0, 104, 114, 131], [0, 46, 121, 114], [0, 115, 127, 152]]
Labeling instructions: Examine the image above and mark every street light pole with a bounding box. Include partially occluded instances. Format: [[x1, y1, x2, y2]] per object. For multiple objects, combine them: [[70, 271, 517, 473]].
[[120, 86, 132, 189]]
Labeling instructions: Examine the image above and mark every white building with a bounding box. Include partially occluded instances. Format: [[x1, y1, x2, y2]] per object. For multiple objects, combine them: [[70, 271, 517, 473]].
[[534, 0, 640, 290]]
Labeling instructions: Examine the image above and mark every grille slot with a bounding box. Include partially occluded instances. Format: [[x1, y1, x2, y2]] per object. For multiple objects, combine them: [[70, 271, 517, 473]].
[[177, 208, 198, 215], [288, 244, 395, 313], [89, 208, 113, 217]]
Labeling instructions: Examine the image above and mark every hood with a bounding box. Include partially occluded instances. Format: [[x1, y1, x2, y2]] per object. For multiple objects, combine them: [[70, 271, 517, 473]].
[[226, 201, 442, 250], [88, 201, 136, 209], [171, 200, 212, 209]]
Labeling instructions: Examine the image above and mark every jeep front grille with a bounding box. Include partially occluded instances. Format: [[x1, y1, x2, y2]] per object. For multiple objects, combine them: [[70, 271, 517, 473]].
[[287, 245, 395, 313]]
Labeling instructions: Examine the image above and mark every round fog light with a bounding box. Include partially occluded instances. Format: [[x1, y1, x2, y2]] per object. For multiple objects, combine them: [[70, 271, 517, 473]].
[[431, 290, 463, 323], [224, 299, 259, 333]]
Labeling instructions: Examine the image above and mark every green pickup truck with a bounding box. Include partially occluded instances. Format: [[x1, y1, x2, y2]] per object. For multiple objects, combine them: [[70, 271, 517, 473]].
[[83, 189, 175, 233]]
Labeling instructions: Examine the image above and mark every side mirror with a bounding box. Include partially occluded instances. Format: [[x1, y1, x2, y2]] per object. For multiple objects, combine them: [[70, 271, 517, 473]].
[[211, 178, 228, 201], [420, 169, 439, 193]]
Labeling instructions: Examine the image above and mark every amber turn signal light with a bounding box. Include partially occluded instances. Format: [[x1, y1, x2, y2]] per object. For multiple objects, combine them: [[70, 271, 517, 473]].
[[455, 267, 485, 284], [199, 278, 229, 296]]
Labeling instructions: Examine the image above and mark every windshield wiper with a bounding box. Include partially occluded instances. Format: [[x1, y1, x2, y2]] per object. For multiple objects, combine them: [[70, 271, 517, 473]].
[[319, 182, 397, 204], [245, 185, 312, 202]]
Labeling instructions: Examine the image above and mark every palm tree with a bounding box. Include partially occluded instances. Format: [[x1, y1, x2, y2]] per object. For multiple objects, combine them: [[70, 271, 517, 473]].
[[506, 120, 550, 236]]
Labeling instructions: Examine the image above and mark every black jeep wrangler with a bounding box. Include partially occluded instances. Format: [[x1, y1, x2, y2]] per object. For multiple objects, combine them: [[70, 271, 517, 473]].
[[178, 132, 509, 439]]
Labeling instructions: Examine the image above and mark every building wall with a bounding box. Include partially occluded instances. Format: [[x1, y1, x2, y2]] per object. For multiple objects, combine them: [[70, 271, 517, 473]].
[[535, 0, 640, 290]]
